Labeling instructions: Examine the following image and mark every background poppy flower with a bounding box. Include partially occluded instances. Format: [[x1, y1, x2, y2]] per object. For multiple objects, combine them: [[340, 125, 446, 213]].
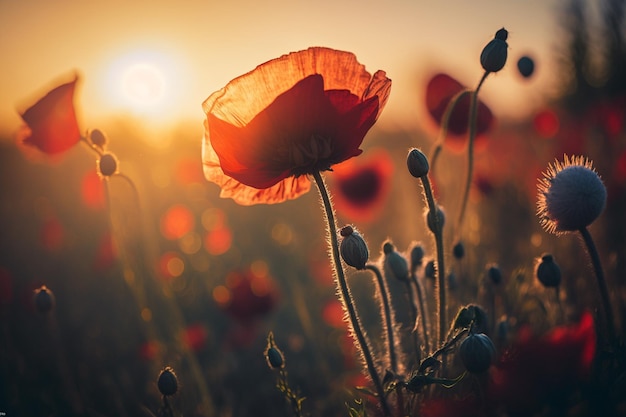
[[329, 147, 394, 222], [425, 73, 493, 146], [18, 75, 81, 155], [202, 47, 391, 205]]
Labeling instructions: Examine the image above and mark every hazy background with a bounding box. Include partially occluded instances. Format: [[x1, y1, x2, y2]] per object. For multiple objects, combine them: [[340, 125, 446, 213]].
[[1, 0, 568, 143]]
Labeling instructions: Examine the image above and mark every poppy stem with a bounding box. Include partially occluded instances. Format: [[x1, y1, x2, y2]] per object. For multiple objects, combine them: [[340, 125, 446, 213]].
[[578, 226, 616, 345], [410, 268, 430, 356], [418, 174, 447, 354], [429, 89, 472, 175], [365, 263, 399, 374], [455, 71, 489, 241], [312, 171, 392, 417], [79, 135, 104, 156]]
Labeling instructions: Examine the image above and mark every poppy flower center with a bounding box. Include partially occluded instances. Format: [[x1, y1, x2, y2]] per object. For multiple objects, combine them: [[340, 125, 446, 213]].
[[287, 133, 334, 176]]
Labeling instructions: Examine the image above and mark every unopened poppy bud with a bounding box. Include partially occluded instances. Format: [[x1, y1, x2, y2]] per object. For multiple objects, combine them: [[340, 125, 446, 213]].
[[98, 153, 119, 177], [410, 243, 425, 270], [88, 128, 108, 149], [33, 285, 55, 313], [487, 264, 502, 285], [383, 241, 409, 282], [452, 241, 465, 259], [424, 260, 436, 280], [339, 226, 369, 270], [157, 366, 178, 396], [426, 206, 445, 233], [517, 56, 535, 78], [407, 148, 429, 178], [459, 333, 496, 373], [480, 28, 508, 73], [453, 304, 489, 334], [266, 346, 284, 369], [535, 253, 561, 288]]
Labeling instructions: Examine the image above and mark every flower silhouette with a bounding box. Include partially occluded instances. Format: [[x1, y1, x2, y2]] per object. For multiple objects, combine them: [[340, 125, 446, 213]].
[[18, 75, 81, 155], [202, 47, 391, 205]]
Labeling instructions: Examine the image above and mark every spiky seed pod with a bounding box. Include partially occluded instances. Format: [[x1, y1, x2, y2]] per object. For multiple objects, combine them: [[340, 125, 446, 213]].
[[339, 226, 369, 270], [535, 253, 562, 288], [98, 153, 119, 177], [157, 367, 178, 396], [487, 264, 502, 285], [480, 28, 509, 73], [410, 243, 425, 270], [459, 333, 496, 373], [537, 155, 606, 234], [33, 285, 55, 313], [407, 148, 430, 178], [383, 241, 409, 282]]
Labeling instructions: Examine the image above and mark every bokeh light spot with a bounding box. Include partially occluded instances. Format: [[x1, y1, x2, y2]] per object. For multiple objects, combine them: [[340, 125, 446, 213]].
[[534, 109, 560, 138], [161, 204, 195, 240], [179, 232, 202, 255], [81, 170, 106, 209], [141, 307, 152, 322], [271, 222, 293, 246], [213, 285, 231, 306], [204, 226, 232, 255], [158, 252, 185, 279]]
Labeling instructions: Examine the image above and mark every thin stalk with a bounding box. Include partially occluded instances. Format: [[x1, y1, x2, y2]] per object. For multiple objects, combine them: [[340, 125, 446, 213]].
[[420, 175, 446, 349], [365, 263, 398, 374], [456, 71, 489, 238], [578, 226, 616, 344], [312, 171, 391, 417], [410, 269, 430, 356], [404, 279, 422, 362]]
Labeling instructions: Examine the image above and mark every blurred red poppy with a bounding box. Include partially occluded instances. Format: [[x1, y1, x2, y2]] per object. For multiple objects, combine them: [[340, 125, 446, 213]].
[[18, 75, 81, 155], [425, 73, 493, 147], [202, 47, 391, 205], [330, 147, 393, 222], [489, 311, 596, 414], [216, 268, 279, 323]]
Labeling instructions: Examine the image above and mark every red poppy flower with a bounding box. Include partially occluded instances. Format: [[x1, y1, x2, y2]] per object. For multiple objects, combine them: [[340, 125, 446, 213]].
[[18, 75, 81, 155], [330, 147, 393, 222], [489, 311, 596, 414], [202, 47, 391, 205], [215, 268, 279, 323], [425, 73, 493, 147]]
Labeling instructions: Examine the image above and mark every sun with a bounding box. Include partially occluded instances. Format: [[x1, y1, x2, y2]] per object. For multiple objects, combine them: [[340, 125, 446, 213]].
[[121, 63, 166, 108]]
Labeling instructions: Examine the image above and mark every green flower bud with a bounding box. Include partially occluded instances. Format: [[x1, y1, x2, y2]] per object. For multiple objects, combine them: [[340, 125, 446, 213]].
[[383, 241, 409, 282], [459, 333, 496, 373], [407, 148, 430, 178], [339, 225, 369, 270], [480, 28, 508, 73]]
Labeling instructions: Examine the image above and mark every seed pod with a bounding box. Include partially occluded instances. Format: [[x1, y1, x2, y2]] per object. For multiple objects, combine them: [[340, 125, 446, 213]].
[[424, 260, 436, 280], [535, 253, 561, 288], [487, 264, 502, 285], [410, 243, 425, 270], [339, 226, 369, 270], [426, 206, 445, 234], [157, 367, 178, 396], [480, 28, 508, 73], [459, 333, 496, 373], [98, 153, 119, 177], [88, 128, 108, 149], [407, 148, 429, 178], [383, 241, 409, 282], [266, 346, 284, 369], [517, 56, 535, 78]]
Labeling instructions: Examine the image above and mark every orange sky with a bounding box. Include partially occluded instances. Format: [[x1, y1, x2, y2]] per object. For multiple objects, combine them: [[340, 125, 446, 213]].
[[1, 0, 565, 142]]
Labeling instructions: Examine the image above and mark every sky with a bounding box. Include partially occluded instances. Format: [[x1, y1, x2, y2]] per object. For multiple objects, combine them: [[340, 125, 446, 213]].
[[0, 0, 567, 143]]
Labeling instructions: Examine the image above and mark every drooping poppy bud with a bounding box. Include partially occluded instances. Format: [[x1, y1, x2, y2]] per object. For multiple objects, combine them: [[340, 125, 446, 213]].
[[535, 253, 561, 288], [157, 366, 178, 396], [410, 243, 425, 271], [88, 128, 108, 149], [98, 153, 119, 177], [459, 333, 496, 373], [383, 241, 409, 282], [424, 260, 436, 280], [480, 28, 509, 73], [339, 225, 369, 270]]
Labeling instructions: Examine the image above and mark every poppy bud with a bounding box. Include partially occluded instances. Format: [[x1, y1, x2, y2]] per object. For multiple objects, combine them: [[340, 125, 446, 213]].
[[339, 225, 369, 270], [535, 253, 561, 288], [33, 285, 55, 313], [426, 206, 445, 234], [517, 56, 535, 78], [407, 148, 429, 178], [410, 243, 425, 270], [459, 333, 496, 373], [383, 241, 409, 282], [452, 241, 465, 259], [480, 28, 508, 73], [424, 260, 436, 280], [98, 153, 119, 177], [157, 366, 178, 396], [487, 264, 502, 285], [266, 346, 284, 369], [453, 304, 489, 334], [88, 128, 108, 149]]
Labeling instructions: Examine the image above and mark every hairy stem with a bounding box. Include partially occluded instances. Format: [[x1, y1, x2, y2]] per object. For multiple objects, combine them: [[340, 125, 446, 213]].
[[366, 263, 398, 374], [579, 226, 616, 344], [312, 171, 391, 417], [410, 270, 430, 356]]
